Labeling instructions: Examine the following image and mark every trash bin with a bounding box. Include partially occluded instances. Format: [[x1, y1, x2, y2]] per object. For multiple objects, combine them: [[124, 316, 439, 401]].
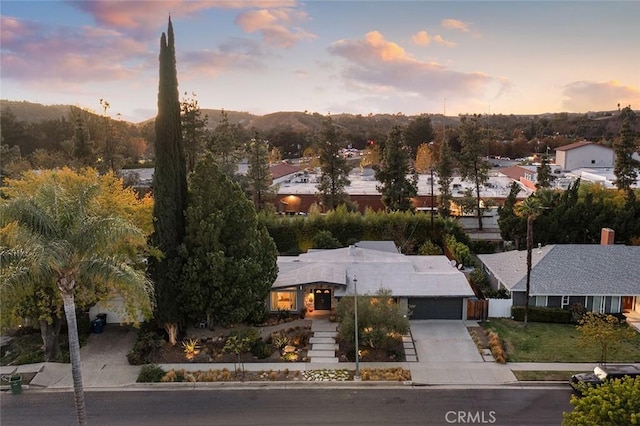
[[96, 313, 107, 326], [10, 375, 22, 395], [91, 319, 104, 334]]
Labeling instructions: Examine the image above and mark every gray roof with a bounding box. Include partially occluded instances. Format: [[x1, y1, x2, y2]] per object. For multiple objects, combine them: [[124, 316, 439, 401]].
[[478, 245, 640, 296], [274, 244, 474, 298]]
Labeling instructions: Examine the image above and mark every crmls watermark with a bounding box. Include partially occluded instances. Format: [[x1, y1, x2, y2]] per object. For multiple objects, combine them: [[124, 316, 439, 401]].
[[445, 411, 497, 424]]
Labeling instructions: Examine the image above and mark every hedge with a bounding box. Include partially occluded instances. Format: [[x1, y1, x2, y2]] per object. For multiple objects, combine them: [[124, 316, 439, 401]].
[[511, 306, 572, 324]]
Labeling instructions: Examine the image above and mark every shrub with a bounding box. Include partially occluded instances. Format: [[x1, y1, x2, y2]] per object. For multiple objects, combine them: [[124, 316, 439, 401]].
[[484, 288, 510, 299], [569, 303, 588, 323], [511, 306, 572, 324], [418, 240, 443, 255], [137, 364, 165, 383], [469, 267, 487, 287], [229, 327, 260, 345], [250, 340, 272, 359], [127, 323, 165, 365], [272, 332, 291, 349], [487, 331, 506, 363]]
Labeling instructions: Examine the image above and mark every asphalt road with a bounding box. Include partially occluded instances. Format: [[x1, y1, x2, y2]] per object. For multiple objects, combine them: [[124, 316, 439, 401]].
[[1, 387, 573, 426]]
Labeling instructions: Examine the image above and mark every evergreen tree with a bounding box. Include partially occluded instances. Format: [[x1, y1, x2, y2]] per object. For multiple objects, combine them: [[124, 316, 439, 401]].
[[70, 108, 94, 167], [246, 133, 274, 211], [497, 181, 524, 248], [317, 114, 352, 210], [208, 109, 243, 177], [458, 115, 491, 230], [374, 125, 418, 212], [436, 137, 454, 217], [404, 114, 435, 157], [536, 155, 554, 189], [150, 17, 188, 346], [181, 92, 209, 173], [613, 107, 639, 197], [179, 155, 278, 326]]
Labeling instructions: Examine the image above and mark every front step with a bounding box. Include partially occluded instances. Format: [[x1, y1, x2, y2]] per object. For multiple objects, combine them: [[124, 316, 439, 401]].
[[309, 357, 339, 363], [309, 337, 336, 344]]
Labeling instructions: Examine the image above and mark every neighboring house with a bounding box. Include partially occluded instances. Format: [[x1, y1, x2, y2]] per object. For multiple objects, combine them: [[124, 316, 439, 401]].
[[270, 162, 300, 185], [477, 230, 640, 315], [499, 165, 538, 191], [270, 241, 476, 320], [555, 141, 614, 170]]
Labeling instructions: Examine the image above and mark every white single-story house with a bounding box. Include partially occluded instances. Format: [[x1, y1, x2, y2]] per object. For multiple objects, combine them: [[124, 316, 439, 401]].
[[477, 233, 640, 315], [270, 241, 476, 320]]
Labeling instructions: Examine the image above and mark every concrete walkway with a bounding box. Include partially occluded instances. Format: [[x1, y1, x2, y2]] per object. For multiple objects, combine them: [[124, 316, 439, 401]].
[[308, 318, 339, 363]]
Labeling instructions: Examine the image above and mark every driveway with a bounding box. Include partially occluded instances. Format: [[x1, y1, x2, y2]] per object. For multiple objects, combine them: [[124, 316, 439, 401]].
[[407, 320, 517, 385], [410, 320, 483, 363]]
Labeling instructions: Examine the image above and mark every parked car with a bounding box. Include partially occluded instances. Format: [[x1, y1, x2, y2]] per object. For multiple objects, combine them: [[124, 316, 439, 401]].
[[570, 365, 640, 394]]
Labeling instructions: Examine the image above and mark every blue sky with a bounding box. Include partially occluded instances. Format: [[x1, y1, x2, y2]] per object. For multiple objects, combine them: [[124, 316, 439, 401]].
[[1, 0, 639, 122]]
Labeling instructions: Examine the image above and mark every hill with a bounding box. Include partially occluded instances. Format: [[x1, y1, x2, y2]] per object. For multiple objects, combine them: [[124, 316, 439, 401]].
[[1, 100, 76, 122], [2, 99, 634, 143]]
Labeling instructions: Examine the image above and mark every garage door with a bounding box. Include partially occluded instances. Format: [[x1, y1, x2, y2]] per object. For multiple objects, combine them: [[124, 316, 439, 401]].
[[408, 298, 463, 319]]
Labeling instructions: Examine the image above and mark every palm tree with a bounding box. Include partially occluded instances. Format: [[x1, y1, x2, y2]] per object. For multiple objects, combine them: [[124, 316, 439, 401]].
[[515, 195, 543, 327], [1, 169, 152, 426]]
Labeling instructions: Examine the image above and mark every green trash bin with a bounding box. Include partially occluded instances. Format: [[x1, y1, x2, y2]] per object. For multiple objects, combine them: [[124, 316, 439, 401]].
[[10, 375, 22, 395]]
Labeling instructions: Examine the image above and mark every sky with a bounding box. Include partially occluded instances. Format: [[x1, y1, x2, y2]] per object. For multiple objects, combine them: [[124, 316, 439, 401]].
[[1, 0, 639, 123]]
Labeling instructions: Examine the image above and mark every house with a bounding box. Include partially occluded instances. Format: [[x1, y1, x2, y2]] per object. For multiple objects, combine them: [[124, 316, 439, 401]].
[[477, 229, 640, 315], [555, 141, 614, 170], [269, 241, 476, 320]]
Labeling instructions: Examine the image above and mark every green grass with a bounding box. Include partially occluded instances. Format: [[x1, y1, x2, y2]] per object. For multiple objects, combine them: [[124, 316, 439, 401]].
[[513, 370, 583, 381], [481, 318, 640, 363]]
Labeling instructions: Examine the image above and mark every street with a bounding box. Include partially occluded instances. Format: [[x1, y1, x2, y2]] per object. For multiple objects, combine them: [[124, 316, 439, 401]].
[[1, 387, 573, 425]]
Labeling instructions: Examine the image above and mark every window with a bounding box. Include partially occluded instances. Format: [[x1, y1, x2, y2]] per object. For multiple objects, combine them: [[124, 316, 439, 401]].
[[530, 296, 547, 307], [271, 291, 297, 311], [610, 296, 621, 313], [561, 295, 569, 307]]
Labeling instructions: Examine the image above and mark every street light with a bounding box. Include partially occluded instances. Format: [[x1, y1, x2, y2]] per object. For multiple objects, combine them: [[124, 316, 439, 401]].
[[353, 274, 360, 381]]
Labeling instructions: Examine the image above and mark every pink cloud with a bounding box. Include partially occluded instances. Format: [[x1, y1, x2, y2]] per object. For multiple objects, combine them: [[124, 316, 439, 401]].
[[235, 7, 315, 48], [328, 31, 496, 99], [1, 16, 149, 85], [441, 19, 470, 32], [72, 0, 297, 32], [562, 81, 640, 112], [411, 30, 456, 48]]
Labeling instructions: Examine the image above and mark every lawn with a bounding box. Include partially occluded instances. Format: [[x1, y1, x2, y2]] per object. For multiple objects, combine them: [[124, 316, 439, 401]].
[[481, 318, 640, 363]]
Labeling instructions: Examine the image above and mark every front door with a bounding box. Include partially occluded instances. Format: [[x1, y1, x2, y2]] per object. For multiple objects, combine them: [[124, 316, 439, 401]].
[[314, 289, 332, 310], [622, 296, 634, 312]]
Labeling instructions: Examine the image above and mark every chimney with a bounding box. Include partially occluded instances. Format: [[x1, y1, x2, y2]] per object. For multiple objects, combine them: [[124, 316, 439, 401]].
[[600, 228, 615, 245]]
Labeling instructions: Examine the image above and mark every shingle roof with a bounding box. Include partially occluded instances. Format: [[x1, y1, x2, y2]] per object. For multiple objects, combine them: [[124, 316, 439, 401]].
[[479, 245, 640, 295], [274, 244, 474, 298]]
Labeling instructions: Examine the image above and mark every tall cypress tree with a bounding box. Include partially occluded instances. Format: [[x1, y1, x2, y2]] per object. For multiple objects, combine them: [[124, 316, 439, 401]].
[[374, 125, 418, 212], [613, 107, 639, 197], [150, 17, 187, 345]]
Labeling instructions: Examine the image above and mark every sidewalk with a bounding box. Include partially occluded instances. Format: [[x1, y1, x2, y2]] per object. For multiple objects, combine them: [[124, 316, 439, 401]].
[[5, 321, 638, 392]]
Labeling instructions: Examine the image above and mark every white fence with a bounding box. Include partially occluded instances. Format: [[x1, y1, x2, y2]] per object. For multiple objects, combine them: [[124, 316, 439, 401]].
[[488, 298, 512, 318]]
